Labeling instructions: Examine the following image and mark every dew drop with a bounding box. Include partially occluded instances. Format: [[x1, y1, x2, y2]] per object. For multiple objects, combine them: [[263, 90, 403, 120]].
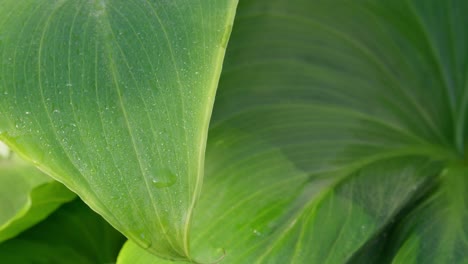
[[151, 168, 177, 188], [0, 141, 10, 158], [139, 233, 152, 249], [253, 229, 262, 236], [194, 247, 226, 263], [25, 111, 31, 115], [215, 139, 225, 146]]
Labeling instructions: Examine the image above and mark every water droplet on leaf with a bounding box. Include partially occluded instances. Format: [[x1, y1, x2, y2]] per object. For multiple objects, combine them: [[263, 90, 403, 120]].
[[151, 168, 177, 188], [253, 229, 262, 236], [139, 233, 152, 249]]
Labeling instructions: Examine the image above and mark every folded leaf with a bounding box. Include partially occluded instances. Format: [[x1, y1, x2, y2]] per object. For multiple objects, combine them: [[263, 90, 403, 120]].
[[0, 199, 126, 264], [0, 142, 75, 242], [0, 0, 238, 261]]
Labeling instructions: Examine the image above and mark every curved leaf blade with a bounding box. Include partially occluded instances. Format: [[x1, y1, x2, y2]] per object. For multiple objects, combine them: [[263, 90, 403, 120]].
[[0, 0, 238, 260]]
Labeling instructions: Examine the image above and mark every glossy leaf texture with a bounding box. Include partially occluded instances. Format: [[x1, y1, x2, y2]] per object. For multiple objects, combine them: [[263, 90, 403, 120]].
[[0, 0, 238, 261], [0, 141, 75, 242], [0, 199, 126, 264], [117, 0, 467, 263]]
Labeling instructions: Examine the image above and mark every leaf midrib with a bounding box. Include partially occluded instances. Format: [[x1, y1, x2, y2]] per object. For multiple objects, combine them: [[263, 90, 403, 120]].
[[96, 3, 185, 258]]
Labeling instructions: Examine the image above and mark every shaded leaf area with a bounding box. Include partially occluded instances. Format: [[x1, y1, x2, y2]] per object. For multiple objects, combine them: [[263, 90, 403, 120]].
[[0, 142, 75, 242], [0, 0, 238, 260], [0, 199, 126, 264], [118, 0, 467, 263], [374, 165, 467, 264], [350, 166, 468, 264]]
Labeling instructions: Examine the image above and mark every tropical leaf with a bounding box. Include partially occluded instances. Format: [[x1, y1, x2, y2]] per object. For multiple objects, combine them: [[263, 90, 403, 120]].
[[117, 0, 467, 263], [0, 199, 126, 264], [0, 0, 238, 261], [0, 141, 75, 242]]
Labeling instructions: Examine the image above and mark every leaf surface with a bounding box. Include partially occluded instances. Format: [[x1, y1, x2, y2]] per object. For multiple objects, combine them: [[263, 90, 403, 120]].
[[0, 0, 238, 260], [118, 0, 467, 263]]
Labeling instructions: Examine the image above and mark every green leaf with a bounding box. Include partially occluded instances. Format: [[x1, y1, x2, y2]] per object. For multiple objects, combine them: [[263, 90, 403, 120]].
[[0, 0, 238, 261], [0, 141, 75, 242], [0, 199, 126, 264], [118, 0, 467, 263]]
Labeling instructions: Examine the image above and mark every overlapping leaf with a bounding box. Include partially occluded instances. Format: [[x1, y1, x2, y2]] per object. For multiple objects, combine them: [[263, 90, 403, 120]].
[[118, 0, 467, 263], [0, 141, 75, 242], [0, 199, 126, 264], [0, 0, 238, 261]]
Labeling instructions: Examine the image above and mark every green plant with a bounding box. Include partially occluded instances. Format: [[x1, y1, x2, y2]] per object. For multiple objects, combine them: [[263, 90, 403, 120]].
[[0, 0, 467, 263]]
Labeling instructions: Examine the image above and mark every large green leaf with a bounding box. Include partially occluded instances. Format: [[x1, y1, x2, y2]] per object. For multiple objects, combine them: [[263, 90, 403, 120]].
[[0, 141, 75, 242], [0, 0, 238, 261], [0, 199, 126, 264], [118, 0, 467, 263]]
